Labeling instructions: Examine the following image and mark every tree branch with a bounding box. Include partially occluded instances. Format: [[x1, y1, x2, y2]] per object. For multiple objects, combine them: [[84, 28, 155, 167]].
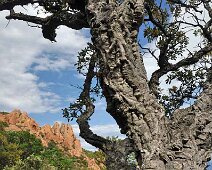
[[0, 0, 86, 12], [6, 11, 89, 41], [170, 0, 203, 13], [76, 55, 108, 150], [149, 43, 212, 96], [144, 3, 168, 36]]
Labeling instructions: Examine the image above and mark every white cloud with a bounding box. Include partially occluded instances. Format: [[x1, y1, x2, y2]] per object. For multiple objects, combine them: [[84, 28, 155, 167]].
[[94, 99, 106, 111], [33, 57, 72, 71], [0, 6, 89, 113]]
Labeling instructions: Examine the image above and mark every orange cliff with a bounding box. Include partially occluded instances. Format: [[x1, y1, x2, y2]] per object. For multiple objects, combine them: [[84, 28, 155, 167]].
[[0, 109, 102, 170]]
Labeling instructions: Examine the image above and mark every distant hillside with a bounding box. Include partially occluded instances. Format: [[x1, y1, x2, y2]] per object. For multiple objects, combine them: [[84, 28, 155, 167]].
[[0, 110, 105, 170]]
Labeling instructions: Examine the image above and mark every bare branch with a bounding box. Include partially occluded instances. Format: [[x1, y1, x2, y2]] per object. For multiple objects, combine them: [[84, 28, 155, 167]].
[[6, 12, 45, 24], [6, 11, 89, 41], [139, 43, 159, 62], [75, 55, 108, 150], [0, 0, 86, 12]]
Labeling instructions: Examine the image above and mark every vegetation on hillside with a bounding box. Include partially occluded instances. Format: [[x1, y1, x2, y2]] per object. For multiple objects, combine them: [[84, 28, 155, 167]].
[[0, 112, 10, 115], [0, 121, 105, 170]]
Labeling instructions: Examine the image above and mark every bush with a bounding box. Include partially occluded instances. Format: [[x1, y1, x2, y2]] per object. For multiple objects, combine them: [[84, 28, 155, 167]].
[[0, 133, 23, 169], [40, 144, 88, 169], [83, 149, 105, 166], [0, 128, 104, 170], [5, 131, 43, 159], [3, 154, 56, 170], [0, 122, 8, 131]]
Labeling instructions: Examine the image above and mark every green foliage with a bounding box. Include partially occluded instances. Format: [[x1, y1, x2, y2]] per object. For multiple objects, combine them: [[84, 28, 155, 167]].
[[106, 136, 122, 142], [40, 143, 88, 170], [0, 127, 102, 170], [0, 122, 8, 131], [127, 152, 137, 167], [0, 132, 23, 169], [0, 112, 10, 115], [75, 43, 95, 76], [6, 131, 43, 159], [3, 154, 56, 170], [141, 0, 211, 115], [159, 60, 210, 115]]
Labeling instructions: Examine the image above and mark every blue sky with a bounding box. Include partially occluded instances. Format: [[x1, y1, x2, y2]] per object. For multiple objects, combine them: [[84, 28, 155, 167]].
[[0, 3, 210, 151]]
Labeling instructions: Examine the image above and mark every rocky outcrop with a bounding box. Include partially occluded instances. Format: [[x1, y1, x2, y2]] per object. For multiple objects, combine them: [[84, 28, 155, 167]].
[[0, 109, 102, 170], [40, 122, 82, 156]]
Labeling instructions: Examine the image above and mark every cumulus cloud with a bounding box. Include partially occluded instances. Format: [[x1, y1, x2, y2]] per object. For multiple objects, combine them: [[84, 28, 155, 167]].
[[0, 6, 89, 113]]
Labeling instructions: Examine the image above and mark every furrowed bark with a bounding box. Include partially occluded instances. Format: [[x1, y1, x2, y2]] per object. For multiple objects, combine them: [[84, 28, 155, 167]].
[[86, 0, 212, 169], [164, 83, 212, 169], [86, 1, 168, 168]]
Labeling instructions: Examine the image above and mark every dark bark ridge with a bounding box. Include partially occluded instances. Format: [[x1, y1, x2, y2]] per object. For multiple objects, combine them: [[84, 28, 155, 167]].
[[165, 83, 212, 169]]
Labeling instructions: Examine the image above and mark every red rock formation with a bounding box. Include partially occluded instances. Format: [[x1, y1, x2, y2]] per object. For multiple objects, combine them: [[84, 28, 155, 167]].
[[0, 109, 102, 170]]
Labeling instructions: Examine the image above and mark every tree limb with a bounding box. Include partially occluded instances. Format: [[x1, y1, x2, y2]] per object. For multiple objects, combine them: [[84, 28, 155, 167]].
[[75, 55, 109, 150], [170, 0, 203, 13], [149, 43, 212, 96], [6, 11, 89, 41]]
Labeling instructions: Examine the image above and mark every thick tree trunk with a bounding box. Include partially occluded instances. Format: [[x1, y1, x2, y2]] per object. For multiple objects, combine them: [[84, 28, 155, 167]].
[[86, 1, 212, 169], [87, 0, 168, 169]]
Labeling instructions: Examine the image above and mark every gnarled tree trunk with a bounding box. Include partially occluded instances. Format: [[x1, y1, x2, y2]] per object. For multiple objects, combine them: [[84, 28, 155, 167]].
[[86, 0, 212, 169]]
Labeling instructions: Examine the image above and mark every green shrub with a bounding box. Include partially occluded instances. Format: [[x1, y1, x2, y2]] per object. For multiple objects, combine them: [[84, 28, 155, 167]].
[[0, 129, 104, 170], [3, 154, 56, 170], [40, 145, 88, 170], [0, 133, 23, 169], [5, 131, 43, 159], [0, 122, 8, 131]]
